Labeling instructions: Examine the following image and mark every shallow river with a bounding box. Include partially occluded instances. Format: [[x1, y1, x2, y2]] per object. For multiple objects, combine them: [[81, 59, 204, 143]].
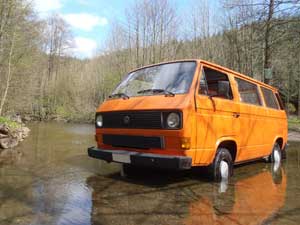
[[0, 122, 299, 225]]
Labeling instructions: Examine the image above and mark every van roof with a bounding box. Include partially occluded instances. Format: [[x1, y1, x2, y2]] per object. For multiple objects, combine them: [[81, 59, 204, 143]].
[[129, 59, 277, 92]]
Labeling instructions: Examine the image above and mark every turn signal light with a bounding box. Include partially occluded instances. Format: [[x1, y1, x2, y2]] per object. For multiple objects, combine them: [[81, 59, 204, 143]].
[[181, 137, 191, 149]]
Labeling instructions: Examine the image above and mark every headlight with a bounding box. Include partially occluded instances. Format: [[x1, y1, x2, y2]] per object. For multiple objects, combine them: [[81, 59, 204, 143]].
[[96, 114, 103, 127], [167, 112, 180, 128]]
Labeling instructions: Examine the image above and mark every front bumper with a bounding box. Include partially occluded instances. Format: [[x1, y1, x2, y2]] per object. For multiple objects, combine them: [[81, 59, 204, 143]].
[[87, 147, 192, 170]]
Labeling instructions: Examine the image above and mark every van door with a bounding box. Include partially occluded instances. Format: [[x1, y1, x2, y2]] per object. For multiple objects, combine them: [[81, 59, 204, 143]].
[[260, 87, 286, 154], [234, 77, 266, 161], [194, 65, 240, 165]]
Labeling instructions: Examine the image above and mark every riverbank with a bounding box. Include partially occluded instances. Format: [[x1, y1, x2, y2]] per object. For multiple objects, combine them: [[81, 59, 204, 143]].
[[288, 116, 300, 132], [0, 116, 30, 149], [288, 131, 300, 142], [287, 117, 300, 141], [17, 113, 94, 124]]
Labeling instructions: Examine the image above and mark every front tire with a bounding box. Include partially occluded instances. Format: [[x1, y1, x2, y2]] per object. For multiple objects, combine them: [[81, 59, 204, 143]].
[[208, 148, 233, 182]]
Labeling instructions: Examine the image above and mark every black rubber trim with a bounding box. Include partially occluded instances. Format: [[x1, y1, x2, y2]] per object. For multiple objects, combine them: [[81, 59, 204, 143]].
[[87, 147, 192, 170], [102, 134, 165, 149]]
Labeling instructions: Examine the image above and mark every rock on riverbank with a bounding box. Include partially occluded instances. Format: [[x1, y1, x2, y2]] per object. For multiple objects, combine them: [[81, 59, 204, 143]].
[[0, 124, 30, 149]]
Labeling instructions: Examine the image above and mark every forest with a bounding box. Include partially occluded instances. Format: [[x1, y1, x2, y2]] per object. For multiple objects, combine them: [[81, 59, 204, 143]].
[[0, 0, 299, 122]]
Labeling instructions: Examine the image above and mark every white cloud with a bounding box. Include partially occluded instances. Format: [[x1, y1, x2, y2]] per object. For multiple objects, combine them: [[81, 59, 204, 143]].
[[73, 37, 97, 58], [63, 13, 108, 31], [33, 0, 63, 13]]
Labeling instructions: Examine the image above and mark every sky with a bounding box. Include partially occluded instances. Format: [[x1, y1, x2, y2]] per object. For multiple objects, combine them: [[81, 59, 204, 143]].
[[32, 0, 219, 59]]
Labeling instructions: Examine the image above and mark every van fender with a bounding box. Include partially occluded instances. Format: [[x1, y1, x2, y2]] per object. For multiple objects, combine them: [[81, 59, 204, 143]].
[[271, 135, 285, 152], [211, 136, 238, 163]]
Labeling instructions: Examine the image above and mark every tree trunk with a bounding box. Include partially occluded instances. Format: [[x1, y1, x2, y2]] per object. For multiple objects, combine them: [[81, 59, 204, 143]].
[[298, 54, 300, 118], [264, 0, 274, 84], [0, 30, 15, 116]]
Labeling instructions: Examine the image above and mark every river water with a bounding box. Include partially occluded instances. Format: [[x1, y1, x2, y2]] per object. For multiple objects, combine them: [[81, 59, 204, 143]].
[[0, 122, 299, 225]]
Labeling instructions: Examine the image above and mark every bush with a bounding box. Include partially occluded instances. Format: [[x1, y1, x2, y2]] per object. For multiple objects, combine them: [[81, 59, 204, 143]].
[[287, 103, 296, 114], [55, 106, 70, 118], [0, 116, 21, 129]]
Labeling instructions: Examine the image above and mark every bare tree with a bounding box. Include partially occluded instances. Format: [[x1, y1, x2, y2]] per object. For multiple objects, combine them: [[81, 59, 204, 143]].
[[223, 0, 300, 83], [0, 30, 15, 115], [40, 14, 73, 116]]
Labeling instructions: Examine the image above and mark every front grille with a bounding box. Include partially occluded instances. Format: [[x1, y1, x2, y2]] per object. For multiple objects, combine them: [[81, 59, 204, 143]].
[[101, 111, 162, 129], [103, 134, 164, 149]]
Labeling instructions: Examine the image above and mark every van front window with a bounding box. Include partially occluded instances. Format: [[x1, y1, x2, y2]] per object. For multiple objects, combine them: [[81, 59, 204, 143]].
[[111, 62, 197, 98]]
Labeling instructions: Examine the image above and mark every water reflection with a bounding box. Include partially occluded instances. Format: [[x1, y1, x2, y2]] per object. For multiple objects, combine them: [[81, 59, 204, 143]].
[[0, 122, 299, 225], [87, 163, 287, 225], [0, 148, 22, 165], [0, 122, 96, 225], [185, 167, 286, 224]]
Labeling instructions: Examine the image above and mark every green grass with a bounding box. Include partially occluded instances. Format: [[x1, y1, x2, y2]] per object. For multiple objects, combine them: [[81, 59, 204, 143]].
[[0, 116, 21, 129], [288, 116, 300, 131]]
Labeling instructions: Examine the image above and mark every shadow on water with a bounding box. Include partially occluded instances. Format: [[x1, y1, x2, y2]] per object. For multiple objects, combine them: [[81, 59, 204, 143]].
[[0, 123, 299, 225]]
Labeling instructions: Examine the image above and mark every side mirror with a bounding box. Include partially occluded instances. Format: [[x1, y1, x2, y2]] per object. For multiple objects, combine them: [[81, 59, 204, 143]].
[[218, 81, 230, 98]]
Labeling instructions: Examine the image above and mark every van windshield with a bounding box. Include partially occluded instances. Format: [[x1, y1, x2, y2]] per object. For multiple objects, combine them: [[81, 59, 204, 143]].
[[111, 61, 197, 98]]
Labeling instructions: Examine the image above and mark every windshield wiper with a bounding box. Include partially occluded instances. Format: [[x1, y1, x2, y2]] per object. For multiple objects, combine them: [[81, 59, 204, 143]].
[[137, 89, 175, 97], [108, 93, 130, 99]]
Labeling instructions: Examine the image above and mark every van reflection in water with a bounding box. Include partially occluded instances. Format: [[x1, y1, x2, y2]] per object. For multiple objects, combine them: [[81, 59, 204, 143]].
[[87, 162, 286, 225], [185, 165, 286, 225]]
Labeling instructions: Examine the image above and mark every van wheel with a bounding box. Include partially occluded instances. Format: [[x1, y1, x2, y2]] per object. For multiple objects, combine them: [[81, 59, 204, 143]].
[[208, 148, 233, 182], [267, 143, 282, 164]]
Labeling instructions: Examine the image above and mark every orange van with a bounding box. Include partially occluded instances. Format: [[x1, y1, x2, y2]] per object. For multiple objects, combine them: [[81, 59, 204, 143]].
[[88, 59, 287, 181]]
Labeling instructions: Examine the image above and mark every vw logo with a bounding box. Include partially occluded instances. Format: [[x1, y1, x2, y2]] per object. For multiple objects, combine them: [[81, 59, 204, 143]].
[[123, 115, 130, 125]]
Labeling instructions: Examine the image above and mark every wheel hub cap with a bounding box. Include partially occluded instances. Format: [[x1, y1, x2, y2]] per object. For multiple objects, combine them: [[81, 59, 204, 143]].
[[220, 160, 229, 180], [274, 149, 281, 163]]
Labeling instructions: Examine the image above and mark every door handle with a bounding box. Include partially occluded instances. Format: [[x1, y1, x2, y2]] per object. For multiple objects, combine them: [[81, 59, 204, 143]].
[[233, 112, 240, 118]]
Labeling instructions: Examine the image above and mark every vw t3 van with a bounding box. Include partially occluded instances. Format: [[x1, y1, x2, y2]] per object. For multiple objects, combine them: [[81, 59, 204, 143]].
[[88, 60, 287, 181]]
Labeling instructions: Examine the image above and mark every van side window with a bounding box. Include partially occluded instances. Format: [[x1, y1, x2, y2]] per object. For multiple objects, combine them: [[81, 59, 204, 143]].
[[261, 87, 279, 109], [199, 67, 233, 100], [199, 69, 209, 95], [235, 77, 262, 106]]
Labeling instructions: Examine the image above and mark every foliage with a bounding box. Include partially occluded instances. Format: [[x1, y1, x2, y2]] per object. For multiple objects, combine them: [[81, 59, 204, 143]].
[[0, 116, 21, 129], [287, 103, 296, 114], [0, 0, 299, 122], [288, 116, 300, 131]]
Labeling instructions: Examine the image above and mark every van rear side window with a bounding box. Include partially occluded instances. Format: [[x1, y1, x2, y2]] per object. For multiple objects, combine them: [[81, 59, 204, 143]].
[[261, 87, 279, 109], [235, 78, 262, 106], [275, 93, 285, 110]]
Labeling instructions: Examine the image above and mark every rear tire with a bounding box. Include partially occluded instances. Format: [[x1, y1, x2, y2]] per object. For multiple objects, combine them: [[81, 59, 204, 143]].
[[267, 143, 282, 164], [208, 148, 233, 182]]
